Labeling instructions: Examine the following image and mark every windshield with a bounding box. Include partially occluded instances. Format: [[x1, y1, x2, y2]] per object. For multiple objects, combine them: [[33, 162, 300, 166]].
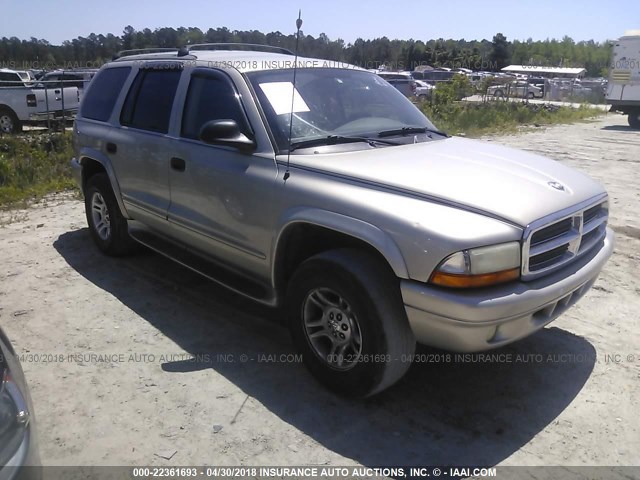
[[246, 68, 439, 152]]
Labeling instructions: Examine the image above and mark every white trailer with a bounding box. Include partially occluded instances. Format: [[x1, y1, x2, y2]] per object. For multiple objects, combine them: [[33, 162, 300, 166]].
[[607, 30, 640, 128]]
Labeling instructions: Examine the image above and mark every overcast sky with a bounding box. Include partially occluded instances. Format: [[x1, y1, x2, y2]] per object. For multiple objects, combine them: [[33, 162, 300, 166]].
[[0, 0, 637, 44]]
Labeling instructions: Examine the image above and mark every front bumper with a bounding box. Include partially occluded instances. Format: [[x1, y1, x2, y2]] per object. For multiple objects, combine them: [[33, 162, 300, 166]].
[[402, 227, 614, 352]]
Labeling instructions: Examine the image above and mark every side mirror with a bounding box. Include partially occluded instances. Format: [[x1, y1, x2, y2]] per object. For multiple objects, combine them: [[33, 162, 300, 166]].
[[198, 119, 255, 152]]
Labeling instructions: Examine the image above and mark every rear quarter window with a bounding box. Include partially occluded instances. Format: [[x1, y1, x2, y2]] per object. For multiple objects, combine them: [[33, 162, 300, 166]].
[[81, 67, 131, 122]]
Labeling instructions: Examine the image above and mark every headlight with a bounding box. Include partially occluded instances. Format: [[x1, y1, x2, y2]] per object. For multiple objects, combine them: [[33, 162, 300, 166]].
[[430, 242, 521, 288]]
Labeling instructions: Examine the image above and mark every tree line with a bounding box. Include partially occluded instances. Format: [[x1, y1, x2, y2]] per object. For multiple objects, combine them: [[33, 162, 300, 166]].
[[0, 26, 612, 77]]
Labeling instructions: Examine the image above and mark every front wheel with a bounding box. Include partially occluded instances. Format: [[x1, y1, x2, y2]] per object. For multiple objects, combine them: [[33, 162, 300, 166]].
[[629, 110, 640, 129], [84, 173, 136, 256], [286, 248, 416, 397], [527, 92, 535, 99]]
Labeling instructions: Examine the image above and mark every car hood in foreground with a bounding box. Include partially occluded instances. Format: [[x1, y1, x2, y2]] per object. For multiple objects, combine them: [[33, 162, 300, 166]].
[[287, 136, 606, 227]]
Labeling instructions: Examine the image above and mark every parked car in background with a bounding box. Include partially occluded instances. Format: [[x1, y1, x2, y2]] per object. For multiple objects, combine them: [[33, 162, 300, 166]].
[[412, 69, 455, 85], [527, 77, 548, 95], [0, 68, 80, 133], [415, 80, 434, 99], [36, 69, 98, 102], [488, 80, 543, 99], [37, 69, 98, 91], [14, 71, 34, 86], [0, 327, 41, 480], [0, 69, 29, 88], [377, 71, 417, 97]]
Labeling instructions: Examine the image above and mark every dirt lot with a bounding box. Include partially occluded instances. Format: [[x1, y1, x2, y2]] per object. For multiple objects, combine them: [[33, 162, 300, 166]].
[[1, 113, 639, 469]]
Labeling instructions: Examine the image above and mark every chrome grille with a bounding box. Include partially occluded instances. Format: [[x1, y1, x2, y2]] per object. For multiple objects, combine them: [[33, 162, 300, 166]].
[[522, 196, 608, 280]]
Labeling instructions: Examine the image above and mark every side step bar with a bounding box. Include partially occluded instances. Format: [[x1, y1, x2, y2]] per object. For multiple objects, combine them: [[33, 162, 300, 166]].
[[128, 225, 275, 306]]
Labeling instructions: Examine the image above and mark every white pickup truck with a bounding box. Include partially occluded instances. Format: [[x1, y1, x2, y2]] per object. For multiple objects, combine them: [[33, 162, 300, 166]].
[[606, 30, 640, 128], [0, 68, 80, 133]]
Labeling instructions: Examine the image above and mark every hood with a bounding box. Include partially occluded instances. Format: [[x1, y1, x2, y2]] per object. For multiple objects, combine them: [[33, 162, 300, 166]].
[[288, 137, 606, 227]]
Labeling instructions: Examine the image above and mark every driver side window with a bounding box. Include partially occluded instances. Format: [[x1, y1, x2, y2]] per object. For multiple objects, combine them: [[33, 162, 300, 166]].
[[181, 73, 250, 140]]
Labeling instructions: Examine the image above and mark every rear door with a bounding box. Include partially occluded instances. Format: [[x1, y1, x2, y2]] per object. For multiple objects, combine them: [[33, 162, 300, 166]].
[[108, 64, 183, 230]]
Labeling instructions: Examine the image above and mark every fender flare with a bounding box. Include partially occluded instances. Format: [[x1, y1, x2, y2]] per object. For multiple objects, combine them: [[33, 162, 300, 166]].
[[78, 147, 130, 218], [272, 207, 409, 282]]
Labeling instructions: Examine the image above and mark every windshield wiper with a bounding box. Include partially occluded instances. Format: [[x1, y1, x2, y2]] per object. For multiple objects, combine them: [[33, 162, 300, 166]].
[[377, 126, 448, 138], [289, 135, 400, 152]]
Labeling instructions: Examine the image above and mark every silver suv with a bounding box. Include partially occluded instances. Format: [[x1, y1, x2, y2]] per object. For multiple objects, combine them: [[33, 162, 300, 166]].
[[376, 71, 417, 97], [71, 44, 614, 397]]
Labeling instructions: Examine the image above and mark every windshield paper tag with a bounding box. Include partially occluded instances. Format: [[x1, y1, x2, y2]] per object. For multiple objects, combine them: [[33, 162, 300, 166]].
[[259, 82, 310, 116]]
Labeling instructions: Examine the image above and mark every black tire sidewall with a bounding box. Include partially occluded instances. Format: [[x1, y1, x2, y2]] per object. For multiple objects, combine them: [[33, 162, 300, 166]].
[[287, 251, 407, 397], [84, 174, 128, 255]]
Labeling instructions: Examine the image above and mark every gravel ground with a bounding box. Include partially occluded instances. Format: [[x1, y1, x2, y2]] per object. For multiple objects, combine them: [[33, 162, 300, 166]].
[[1, 113, 638, 470]]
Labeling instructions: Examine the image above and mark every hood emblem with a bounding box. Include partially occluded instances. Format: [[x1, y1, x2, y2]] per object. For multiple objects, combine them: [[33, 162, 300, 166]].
[[548, 181, 565, 191]]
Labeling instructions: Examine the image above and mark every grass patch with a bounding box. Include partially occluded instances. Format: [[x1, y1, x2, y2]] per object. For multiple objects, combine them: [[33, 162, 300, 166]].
[[0, 132, 76, 207], [418, 100, 605, 137]]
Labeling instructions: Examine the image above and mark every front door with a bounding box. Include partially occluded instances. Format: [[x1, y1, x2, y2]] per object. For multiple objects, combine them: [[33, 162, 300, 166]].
[[167, 68, 278, 278]]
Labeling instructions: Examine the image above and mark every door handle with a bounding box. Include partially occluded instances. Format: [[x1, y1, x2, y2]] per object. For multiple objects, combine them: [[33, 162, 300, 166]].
[[170, 157, 186, 172], [106, 142, 117, 154]]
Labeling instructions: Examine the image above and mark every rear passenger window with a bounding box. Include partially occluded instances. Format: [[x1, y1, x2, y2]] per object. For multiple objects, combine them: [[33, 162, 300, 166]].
[[181, 73, 250, 140], [121, 69, 181, 133], [81, 67, 131, 121]]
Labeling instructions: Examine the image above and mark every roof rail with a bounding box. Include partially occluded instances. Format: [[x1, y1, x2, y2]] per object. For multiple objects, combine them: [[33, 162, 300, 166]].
[[112, 48, 178, 60], [186, 43, 294, 55]]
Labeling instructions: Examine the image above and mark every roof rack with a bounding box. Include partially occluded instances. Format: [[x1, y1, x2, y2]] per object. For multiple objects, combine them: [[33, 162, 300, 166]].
[[111, 43, 294, 61], [112, 48, 178, 60], [186, 43, 294, 55]]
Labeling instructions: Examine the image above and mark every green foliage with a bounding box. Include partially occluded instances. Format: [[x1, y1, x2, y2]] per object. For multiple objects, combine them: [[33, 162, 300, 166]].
[[0, 28, 612, 76], [418, 101, 604, 137], [490, 33, 510, 71], [432, 74, 474, 104], [0, 133, 76, 206]]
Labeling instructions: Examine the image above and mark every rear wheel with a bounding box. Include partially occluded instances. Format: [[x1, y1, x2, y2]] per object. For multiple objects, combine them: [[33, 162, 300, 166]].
[[0, 108, 21, 134], [286, 248, 416, 397], [494, 90, 504, 98], [527, 92, 535, 99], [629, 110, 640, 129], [84, 173, 136, 256]]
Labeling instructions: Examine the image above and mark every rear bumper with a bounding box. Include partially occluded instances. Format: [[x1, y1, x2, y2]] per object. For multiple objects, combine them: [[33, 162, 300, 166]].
[[401, 227, 615, 352]]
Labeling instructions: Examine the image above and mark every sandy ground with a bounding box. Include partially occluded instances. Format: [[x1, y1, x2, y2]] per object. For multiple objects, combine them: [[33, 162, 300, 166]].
[[1, 113, 638, 470]]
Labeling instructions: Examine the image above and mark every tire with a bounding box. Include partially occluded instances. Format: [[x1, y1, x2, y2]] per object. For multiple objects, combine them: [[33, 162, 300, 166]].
[[527, 92, 535, 99], [494, 90, 503, 98], [286, 248, 416, 397], [84, 173, 136, 256], [629, 110, 640, 129], [0, 108, 22, 134]]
